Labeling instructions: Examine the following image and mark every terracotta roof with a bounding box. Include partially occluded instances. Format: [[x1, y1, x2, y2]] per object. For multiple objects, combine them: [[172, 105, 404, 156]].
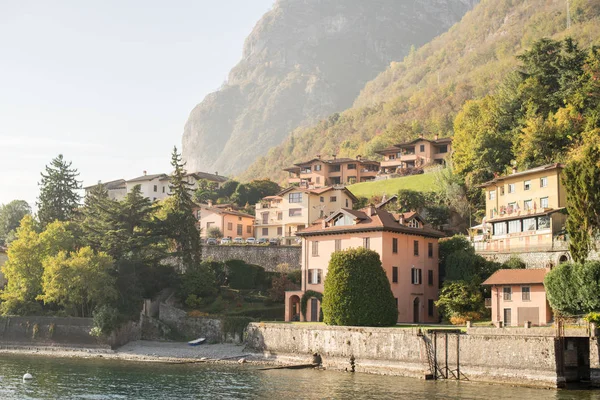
[[394, 137, 453, 147], [292, 157, 379, 166], [375, 146, 401, 155], [196, 205, 254, 219], [298, 207, 444, 238], [479, 163, 564, 188], [275, 186, 358, 202], [482, 269, 548, 286]]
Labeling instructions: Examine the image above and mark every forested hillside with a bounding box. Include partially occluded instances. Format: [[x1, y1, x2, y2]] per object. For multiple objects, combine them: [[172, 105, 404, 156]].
[[240, 0, 600, 184]]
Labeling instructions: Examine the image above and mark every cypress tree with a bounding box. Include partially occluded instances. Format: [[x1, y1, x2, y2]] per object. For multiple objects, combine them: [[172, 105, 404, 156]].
[[37, 154, 81, 227]]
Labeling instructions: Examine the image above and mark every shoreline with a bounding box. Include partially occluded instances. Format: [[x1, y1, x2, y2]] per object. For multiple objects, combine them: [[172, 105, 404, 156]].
[[0, 341, 272, 366]]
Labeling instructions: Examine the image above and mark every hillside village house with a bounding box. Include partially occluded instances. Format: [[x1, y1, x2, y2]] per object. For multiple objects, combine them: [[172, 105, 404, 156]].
[[483, 269, 552, 327], [255, 186, 357, 245], [85, 171, 228, 202], [470, 163, 568, 257], [376, 136, 452, 175], [285, 206, 444, 323], [194, 203, 255, 239], [284, 155, 379, 188]]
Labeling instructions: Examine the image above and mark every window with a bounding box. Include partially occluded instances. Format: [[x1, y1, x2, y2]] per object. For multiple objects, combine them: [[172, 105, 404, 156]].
[[262, 228, 268, 236], [316, 177, 321, 184], [411, 268, 422, 285], [503, 286, 512, 301], [345, 199, 349, 208], [262, 212, 269, 224], [153, 185, 158, 192], [363, 237, 370, 249], [314, 164, 321, 171], [508, 202, 517, 213], [289, 193, 302, 203], [392, 238, 398, 254], [308, 269, 322, 284], [437, 145, 448, 154], [524, 180, 531, 191], [428, 243, 433, 258], [499, 186, 505, 196], [227, 222, 233, 231], [392, 267, 398, 283], [419, 144, 425, 152], [277, 212, 283, 221], [162, 187, 165, 193], [428, 299, 434, 317], [489, 190, 496, 200], [523, 218, 536, 231], [540, 177, 548, 188], [413, 240, 419, 256], [329, 165, 341, 173], [320, 196, 324, 203], [540, 197, 549, 209], [428, 270, 434, 286], [522, 286, 531, 301], [408, 219, 420, 228], [524, 200, 533, 210], [508, 220, 521, 233], [330, 196, 337, 202], [335, 239, 341, 252], [494, 222, 507, 235], [508, 183, 515, 193], [537, 215, 551, 230], [246, 226, 252, 234], [312, 241, 319, 256], [237, 224, 243, 235], [289, 208, 302, 217], [277, 227, 283, 236], [347, 163, 356, 170], [389, 154, 396, 160]]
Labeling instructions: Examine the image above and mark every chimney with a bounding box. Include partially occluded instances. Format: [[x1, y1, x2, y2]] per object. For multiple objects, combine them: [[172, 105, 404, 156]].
[[207, 200, 213, 207], [143, 170, 147, 176], [365, 204, 376, 217], [512, 166, 517, 174], [215, 171, 219, 176], [317, 154, 321, 160], [419, 133, 424, 138], [399, 214, 405, 225], [434, 134, 439, 140], [97, 180, 102, 185], [357, 155, 362, 161], [332, 154, 337, 160]]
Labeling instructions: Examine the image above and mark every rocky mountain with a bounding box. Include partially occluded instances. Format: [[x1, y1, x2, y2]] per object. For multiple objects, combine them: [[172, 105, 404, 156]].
[[182, 0, 478, 176], [240, 0, 600, 184]]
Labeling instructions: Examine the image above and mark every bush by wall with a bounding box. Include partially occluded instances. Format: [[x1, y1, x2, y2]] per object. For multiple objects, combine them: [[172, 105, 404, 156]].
[[322, 248, 397, 327]]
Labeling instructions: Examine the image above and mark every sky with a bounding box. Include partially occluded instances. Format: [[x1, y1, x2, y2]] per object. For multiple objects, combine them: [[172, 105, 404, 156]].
[[0, 0, 274, 207]]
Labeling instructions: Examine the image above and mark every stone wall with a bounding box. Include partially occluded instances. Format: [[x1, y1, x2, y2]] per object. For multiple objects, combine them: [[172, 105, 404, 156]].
[[201, 244, 301, 271], [0, 316, 106, 348], [479, 248, 600, 269], [245, 323, 582, 388]]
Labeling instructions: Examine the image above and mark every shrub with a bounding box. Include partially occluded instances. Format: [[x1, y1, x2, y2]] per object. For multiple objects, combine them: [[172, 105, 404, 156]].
[[287, 270, 302, 285], [449, 312, 483, 325], [225, 260, 266, 290], [179, 262, 217, 302], [207, 227, 223, 239], [322, 248, 397, 327], [546, 261, 600, 315], [502, 256, 526, 269], [444, 250, 499, 283], [268, 274, 300, 303], [221, 316, 254, 340], [435, 281, 485, 322], [91, 305, 120, 337], [585, 312, 600, 324], [185, 294, 204, 309]]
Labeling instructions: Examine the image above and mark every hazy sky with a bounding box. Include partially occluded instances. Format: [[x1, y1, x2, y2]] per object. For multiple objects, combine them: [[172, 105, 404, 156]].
[[0, 0, 274, 207]]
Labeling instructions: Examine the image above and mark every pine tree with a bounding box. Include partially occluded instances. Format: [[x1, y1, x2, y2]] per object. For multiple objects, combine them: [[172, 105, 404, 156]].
[[165, 147, 201, 271], [37, 154, 81, 227]]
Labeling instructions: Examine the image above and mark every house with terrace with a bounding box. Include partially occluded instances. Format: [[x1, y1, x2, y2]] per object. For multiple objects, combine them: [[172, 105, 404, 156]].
[[285, 206, 444, 323], [376, 136, 452, 175], [284, 155, 379, 188], [193, 203, 254, 240], [254, 186, 357, 245]]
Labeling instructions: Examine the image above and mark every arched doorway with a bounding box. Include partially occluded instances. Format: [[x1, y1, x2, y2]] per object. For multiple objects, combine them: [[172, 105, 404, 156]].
[[413, 297, 420, 324], [559, 254, 569, 264], [289, 295, 300, 321]]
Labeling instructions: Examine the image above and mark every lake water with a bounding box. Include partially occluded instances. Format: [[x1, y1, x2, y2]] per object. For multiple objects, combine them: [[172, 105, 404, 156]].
[[1, 354, 600, 399]]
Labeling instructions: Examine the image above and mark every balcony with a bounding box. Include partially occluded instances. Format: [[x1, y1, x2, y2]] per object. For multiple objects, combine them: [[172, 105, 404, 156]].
[[485, 298, 491, 308], [380, 160, 402, 168]]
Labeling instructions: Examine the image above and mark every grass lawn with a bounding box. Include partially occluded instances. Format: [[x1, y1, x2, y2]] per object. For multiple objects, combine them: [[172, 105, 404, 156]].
[[347, 173, 438, 199]]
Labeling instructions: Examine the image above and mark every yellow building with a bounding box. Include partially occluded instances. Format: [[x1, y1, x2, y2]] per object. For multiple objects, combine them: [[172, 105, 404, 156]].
[[254, 186, 357, 244], [471, 163, 567, 254]]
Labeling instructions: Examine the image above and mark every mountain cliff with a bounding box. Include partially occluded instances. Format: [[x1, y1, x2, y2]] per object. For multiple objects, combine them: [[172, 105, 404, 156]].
[[240, 0, 600, 183], [182, 0, 478, 175]]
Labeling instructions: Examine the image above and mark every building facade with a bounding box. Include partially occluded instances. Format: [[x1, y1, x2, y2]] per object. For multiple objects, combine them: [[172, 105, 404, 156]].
[[285, 206, 444, 323], [284, 156, 379, 188], [255, 186, 357, 244], [376, 136, 452, 175], [194, 204, 255, 240], [483, 269, 552, 326], [471, 163, 567, 255]]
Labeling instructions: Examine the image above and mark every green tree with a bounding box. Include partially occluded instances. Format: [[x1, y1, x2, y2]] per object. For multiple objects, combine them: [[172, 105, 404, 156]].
[[444, 250, 498, 283], [38, 247, 117, 317], [218, 180, 240, 199], [563, 135, 600, 263], [435, 281, 485, 322], [0, 200, 31, 246], [322, 248, 397, 326], [545, 262, 583, 315], [37, 154, 81, 227], [179, 261, 218, 305], [207, 227, 223, 239], [164, 147, 202, 271], [396, 189, 426, 212]]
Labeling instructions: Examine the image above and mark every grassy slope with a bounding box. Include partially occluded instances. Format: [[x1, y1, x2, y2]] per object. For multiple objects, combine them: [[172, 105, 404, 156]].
[[347, 173, 437, 199], [239, 0, 600, 185]]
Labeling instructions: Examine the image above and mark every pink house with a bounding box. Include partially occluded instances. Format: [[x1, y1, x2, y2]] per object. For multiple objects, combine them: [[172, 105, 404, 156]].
[[483, 268, 552, 326], [285, 206, 445, 324]]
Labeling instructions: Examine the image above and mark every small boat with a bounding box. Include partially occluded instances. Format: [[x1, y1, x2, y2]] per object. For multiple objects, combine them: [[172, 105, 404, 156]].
[[188, 338, 206, 346]]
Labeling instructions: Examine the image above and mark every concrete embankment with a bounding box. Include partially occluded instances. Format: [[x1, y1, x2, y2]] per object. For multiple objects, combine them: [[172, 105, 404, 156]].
[[245, 322, 600, 388]]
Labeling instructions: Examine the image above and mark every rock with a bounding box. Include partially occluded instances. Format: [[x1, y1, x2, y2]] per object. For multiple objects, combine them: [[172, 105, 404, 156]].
[[238, 358, 246, 364], [182, 0, 478, 176]]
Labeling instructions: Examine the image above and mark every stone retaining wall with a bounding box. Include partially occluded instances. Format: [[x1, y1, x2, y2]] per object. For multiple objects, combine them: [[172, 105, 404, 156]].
[[480, 248, 600, 269], [201, 244, 301, 271], [245, 323, 600, 388]]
